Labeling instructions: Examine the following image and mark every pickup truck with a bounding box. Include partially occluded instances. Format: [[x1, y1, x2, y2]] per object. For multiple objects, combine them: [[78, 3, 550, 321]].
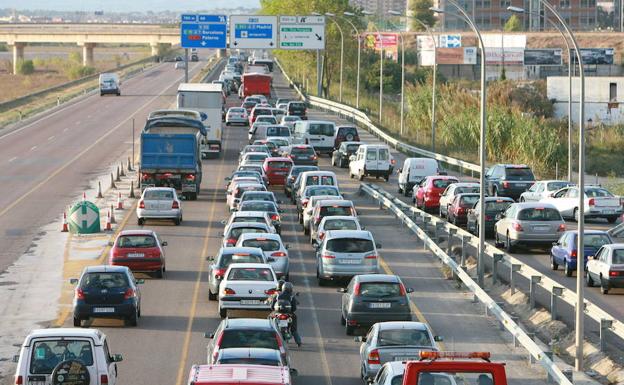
[[139, 133, 202, 200]]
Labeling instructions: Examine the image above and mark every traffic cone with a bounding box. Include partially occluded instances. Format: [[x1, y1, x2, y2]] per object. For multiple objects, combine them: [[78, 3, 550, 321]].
[[61, 212, 69, 232], [115, 166, 121, 182], [82, 192, 86, 201], [127, 157, 133, 172], [97, 181, 103, 199], [110, 173, 116, 189], [105, 210, 112, 231], [110, 204, 116, 224], [116, 192, 124, 210], [129, 181, 136, 199], [120, 162, 126, 177]]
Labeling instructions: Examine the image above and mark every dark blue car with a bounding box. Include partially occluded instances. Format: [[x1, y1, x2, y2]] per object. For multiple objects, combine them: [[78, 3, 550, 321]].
[[550, 230, 613, 277]]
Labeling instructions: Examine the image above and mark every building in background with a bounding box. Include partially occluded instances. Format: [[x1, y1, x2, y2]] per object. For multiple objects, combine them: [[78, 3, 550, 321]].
[[349, 0, 407, 17]]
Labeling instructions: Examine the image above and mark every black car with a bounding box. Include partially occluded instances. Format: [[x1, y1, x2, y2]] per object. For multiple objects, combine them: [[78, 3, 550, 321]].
[[285, 145, 317, 166], [466, 197, 515, 237], [332, 141, 363, 168], [71, 265, 142, 327], [285, 165, 319, 198], [484, 164, 536, 200], [334, 126, 360, 149], [287, 101, 307, 119]]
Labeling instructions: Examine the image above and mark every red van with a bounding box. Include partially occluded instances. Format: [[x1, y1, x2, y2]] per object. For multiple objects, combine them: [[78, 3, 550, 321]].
[[187, 364, 293, 385], [263, 157, 293, 186], [413, 175, 459, 212]]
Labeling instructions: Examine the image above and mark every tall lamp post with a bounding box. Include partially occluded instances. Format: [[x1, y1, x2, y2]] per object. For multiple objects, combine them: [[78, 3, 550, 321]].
[[325, 13, 345, 103], [508, 6, 573, 182], [388, 10, 406, 136], [342, 12, 362, 108], [431, 1, 488, 288], [362, 10, 384, 121], [415, 18, 438, 152]]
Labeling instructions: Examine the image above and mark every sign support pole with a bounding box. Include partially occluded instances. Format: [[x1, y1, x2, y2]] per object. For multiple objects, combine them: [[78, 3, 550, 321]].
[[184, 48, 189, 83], [317, 49, 322, 96]]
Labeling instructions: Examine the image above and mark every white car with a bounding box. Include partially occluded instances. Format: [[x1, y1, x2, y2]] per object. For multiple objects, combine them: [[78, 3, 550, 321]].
[[240, 151, 270, 166], [221, 211, 277, 234], [137, 187, 182, 226], [539, 186, 623, 223], [236, 233, 290, 280], [519, 180, 574, 202], [302, 195, 343, 233], [313, 215, 362, 246], [586, 243, 624, 294], [438, 182, 480, 218], [225, 107, 248, 126], [280, 115, 301, 131], [174, 61, 186, 69], [218, 263, 279, 318], [226, 181, 266, 211], [251, 94, 268, 104]]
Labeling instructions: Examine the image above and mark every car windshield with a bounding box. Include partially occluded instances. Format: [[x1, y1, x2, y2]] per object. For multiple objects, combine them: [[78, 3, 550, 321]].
[[613, 250, 624, 264], [220, 253, 264, 266], [547, 182, 571, 191], [517, 208, 562, 221], [266, 126, 290, 137], [324, 219, 358, 231], [291, 147, 315, 156], [30, 340, 94, 374], [144, 190, 173, 200], [346, 144, 360, 153], [268, 161, 292, 169], [320, 205, 353, 217], [585, 188, 614, 197], [484, 200, 513, 213], [359, 282, 401, 298], [220, 330, 279, 350], [505, 167, 535, 181], [459, 195, 480, 207], [230, 108, 245, 113], [246, 154, 268, 162], [242, 239, 281, 251], [117, 235, 156, 248], [240, 202, 277, 212], [432, 179, 457, 189], [82, 272, 129, 289], [236, 186, 264, 198], [217, 356, 280, 366], [456, 186, 480, 194], [308, 187, 340, 197], [291, 166, 318, 177], [228, 267, 274, 281], [309, 123, 335, 136], [378, 329, 432, 347], [326, 238, 374, 253]]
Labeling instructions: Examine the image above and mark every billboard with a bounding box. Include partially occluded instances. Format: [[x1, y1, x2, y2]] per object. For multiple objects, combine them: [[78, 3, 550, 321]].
[[523, 49, 562, 66], [420, 47, 477, 66], [485, 47, 524, 65], [439, 34, 461, 48], [363, 32, 399, 60], [570, 48, 615, 65]]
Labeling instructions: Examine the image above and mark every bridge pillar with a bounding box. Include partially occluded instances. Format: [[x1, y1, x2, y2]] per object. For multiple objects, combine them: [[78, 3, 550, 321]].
[[81, 43, 96, 67], [11, 42, 26, 75], [150, 43, 160, 57], [217, 49, 226, 58]]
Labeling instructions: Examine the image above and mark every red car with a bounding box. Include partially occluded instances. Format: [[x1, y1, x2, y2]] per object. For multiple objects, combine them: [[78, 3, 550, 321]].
[[109, 230, 167, 278], [446, 193, 480, 226], [413, 175, 459, 212], [248, 106, 272, 125], [263, 157, 293, 185]]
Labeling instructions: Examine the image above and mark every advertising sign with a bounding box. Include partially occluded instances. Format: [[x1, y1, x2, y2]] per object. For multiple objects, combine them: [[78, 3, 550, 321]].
[[485, 47, 524, 65], [279, 15, 325, 50], [420, 47, 477, 66], [570, 48, 615, 65], [363, 33, 399, 60], [523, 49, 562, 66], [439, 34, 461, 48]]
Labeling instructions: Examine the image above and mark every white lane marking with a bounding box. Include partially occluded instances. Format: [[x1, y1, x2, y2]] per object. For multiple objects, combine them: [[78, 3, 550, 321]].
[[48, 136, 55, 141], [86, 115, 92, 119], [74, 121, 81, 125], [63, 128, 69, 132], [8, 157, 17, 162], [30, 146, 37, 151]]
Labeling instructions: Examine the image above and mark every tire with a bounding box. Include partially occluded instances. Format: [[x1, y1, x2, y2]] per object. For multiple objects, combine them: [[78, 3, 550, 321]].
[[519, 197, 525, 202], [317, 268, 327, 286], [505, 232, 515, 253], [125, 309, 138, 327], [586, 272, 594, 287], [138, 218, 145, 226], [298, 211, 303, 224], [346, 324, 355, 336], [174, 217, 181, 226], [340, 313, 346, 326], [404, 188, 410, 198], [154, 267, 164, 279], [73, 316, 81, 327], [550, 255, 559, 270], [304, 225, 310, 235], [564, 261, 573, 277], [339, 158, 345, 168], [573, 208, 579, 222], [493, 187, 498, 197], [226, 122, 230, 126], [494, 232, 502, 248], [600, 277, 609, 294], [208, 289, 217, 301], [346, 134, 355, 141], [384, 174, 390, 182], [219, 307, 227, 319], [607, 216, 618, 224], [358, 172, 364, 181]]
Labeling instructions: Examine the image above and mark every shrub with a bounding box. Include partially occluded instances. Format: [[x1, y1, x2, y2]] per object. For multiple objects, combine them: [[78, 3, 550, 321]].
[[16, 60, 35, 75], [64, 65, 96, 80], [0, 43, 7, 52], [68, 52, 82, 63]]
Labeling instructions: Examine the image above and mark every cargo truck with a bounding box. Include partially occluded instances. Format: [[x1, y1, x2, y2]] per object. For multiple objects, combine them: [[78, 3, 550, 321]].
[[240, 73, 272, 99], [143, 116, 207, 158], [177, 83, 224, 158]]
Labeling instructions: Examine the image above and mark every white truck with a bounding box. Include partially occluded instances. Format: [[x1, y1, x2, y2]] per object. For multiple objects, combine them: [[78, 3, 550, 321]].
[[99, 73, 120, 96], [177, 83, 224, 158]]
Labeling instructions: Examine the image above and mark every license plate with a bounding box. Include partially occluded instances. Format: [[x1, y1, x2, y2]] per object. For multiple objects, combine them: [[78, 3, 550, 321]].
[[93, 307, 115, 313], [603, 210, 615, 214], [369, 302, 391, 308], [394, 356, 418, 361], [240, 300, 261, 305], [533, 225, 550, 231], [28, 381, 45, 385], [182, 184, 196, 192], [278, 319, 289, 327], [339, 259, 361, 264], [128, 253, 144, 258]]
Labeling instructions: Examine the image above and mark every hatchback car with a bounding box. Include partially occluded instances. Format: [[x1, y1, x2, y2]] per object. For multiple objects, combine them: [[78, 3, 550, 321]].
[[314, 216, 362, 246], [285, 145, 318, 166], [339, 275, 413, 335], [519, 180, 574, 202], [358, 322, 440, 382], [237, 165, 269, 185], [494, 202, 566, 252], [297, 185, 342, 218], [550, 230, 613, 277], [227, 182, 267, 211], [586, 243, 624, 294], [109, 230, 167, 278], [218, 263, 278, 318], [309, 199, 357, 238], [285, 165, 319, 198], [438, 182, 480, 218], [222, 211, 276, 233], [207, 247, 267, 300], [485, 164, 536, 200], [466, 197, 515, 237], [302, 195, 343, 233], [334, 125, 360, 149], [446, 193, 480, 226], [316, 230, 381, 285], [237, 233, 290, 280], [241, 152, 270, 166], [242, 100, 257, 113], [222, 222, 272, 247], [214, 347, 287, 367], [238, 200, 282, 233], [267, 137, 291, 155], [413, 176, 459, 213], [281, 115, 301, 130], [332, 141, 363, 168], [254, 115, 278, 126], [226, 107, 248, 126], [263, 157, 293, 185], [137, 187, 182, 225], [287, 101, 307, 119], [70, 265, 142, 327]]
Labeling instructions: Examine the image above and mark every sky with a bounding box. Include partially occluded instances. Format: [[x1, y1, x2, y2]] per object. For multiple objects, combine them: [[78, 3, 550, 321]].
[[2, 0, 261, 12]]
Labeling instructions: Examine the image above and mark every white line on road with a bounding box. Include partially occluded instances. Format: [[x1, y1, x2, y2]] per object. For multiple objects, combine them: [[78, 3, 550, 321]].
[[47, 136, 55, 141], [74, 121, 80, 125], [30, 146, 37, 151], [8, 157, 17, 162]]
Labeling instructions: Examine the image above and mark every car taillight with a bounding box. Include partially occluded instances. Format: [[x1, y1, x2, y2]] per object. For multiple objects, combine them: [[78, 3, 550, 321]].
[[141, 173, 152, 181], [570, 250, 578, 259], [485, 214, 493, 221], [588, 198, 595, 206], [214, 268, 226, 279], [75, 288, 85, 300], [512, 222, 523, 232], [455, 207, 466, 214], [311, 155, 318, 160], [399, 284, 407, 296], [609, 270, 623, 277], [139, 200, 145, 209], [14, 376, 22, 385], [314, 216, 321, 224], [278, 313, 289, 320], [172, 201, 180, 209], [270, 214, 280, 221], [367, 349, 381, 365], [322, 254, 335, 259], [391, 159, 396, 165], [226, 238, 237, 246], [124, 288, 136, 299], [502, 181, 510, 188], [185, 174, 196, 181], [557, 223, 566, 232], [353, 282, 361, 295], [223, 287, 236, 295], [100, 374, 108, 384], [271, 252, 287, 257], [319, 232, 325, 240], [365, 254, 378, 259], [265, 288, 278, 295]]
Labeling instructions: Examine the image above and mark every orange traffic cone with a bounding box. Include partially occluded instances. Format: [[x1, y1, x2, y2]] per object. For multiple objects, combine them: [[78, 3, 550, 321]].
[[82, 192, 87, 201], [61, 212, 69, 232], [116, 192, 124, 210], [105, 210, 112, 231], [110, 204, 116, 224]]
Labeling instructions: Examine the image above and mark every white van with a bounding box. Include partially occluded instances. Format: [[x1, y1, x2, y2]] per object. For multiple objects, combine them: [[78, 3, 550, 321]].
[[99, 73, 120, 96], [349, 144, 394, 181], [13, 328, 122, 385], [292, 120, 336, 154], [397, 158, 441, 196]]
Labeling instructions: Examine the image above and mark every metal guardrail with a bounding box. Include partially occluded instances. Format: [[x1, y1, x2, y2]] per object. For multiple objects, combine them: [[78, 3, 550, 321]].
[[359, 182, 574, 385], [274, 57, 481, 175]]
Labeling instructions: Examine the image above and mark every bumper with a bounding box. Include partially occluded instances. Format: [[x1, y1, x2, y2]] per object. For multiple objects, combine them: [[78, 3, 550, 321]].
[[73, 302, 136, 319], [605, 276, 624, 288], [319, 263, 379, 279], [109, 258, 164, 272], [100, 88, 119, 95], [585, 209, 622, 218], [510, 234, 560, 247], [267, 176, 287, 185], [219, 298, 271, 310], [496, 187, 527, 200], [346, 311, 412, 327], [364, 168, 393, 177], [136, 208, 181, 219], [363, 364, 382, 381], [226, 118, 247, 124], [292, 159, 318, 166]]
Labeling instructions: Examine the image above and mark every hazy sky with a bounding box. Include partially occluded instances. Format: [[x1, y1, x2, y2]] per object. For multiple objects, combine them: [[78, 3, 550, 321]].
[[3, 0, 261, 12]]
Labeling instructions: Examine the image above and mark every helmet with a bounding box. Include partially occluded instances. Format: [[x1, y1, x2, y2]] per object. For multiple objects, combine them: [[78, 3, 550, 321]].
[[277, 279, 286, 292], [282, 282, 293, 296]]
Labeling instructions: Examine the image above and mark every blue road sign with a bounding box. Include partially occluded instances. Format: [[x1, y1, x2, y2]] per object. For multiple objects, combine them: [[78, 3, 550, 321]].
[[180, 14, 227, 49]]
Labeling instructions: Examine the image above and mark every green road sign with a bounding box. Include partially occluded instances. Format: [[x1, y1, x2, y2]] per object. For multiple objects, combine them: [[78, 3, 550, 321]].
[[68, 201, 101, 234]]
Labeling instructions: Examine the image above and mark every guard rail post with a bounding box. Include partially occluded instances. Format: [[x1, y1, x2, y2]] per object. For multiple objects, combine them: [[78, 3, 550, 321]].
[[551, 286, 564, 321], [447, 228, 458, 255], [601, 319, 613, 352], [460, 235, 471, 269], [435, 222, 444, 243], [545, 349, 554, 383], [510, 264, 521, 295], [529, 276, 542, 308], [492, 253, 504, 285]]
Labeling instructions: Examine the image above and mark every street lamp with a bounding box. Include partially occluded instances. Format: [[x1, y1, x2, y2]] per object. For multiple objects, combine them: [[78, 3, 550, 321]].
[[362, 10, 384, 121], [430, 1, 488, 288], [325, 12, 344, 103], [507, 6, 573, 182], [343, 12, 362, 108], [388, 10, 406, 137]]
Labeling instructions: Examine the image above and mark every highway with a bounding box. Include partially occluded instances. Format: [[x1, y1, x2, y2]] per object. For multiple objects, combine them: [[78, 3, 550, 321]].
[[48, 64, 551, 385], [0, 55, 207, 273]]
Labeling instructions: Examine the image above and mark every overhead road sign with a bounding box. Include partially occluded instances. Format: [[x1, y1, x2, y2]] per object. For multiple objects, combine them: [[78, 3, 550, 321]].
[[180, 14, 227, 49], [279, 15, 326, 50], [230, 15, 278, 49]]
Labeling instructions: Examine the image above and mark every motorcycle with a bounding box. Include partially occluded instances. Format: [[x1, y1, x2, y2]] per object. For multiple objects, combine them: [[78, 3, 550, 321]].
[[270, 299, 294, 342]]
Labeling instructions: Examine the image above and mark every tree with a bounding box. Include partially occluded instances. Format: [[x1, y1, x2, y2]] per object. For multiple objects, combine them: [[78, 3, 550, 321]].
[[503, 15, 522, 32], [409, 0, 436, 31]]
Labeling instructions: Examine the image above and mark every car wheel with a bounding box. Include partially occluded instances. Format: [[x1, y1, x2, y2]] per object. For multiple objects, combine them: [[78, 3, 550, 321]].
[[304, 225, 310, 235], [600, 277, 609, 294], [586, 272, 594, 287], [384, 174, 390, 182], [493, 187, 498, 197], [399, 186, 403, 194], [564, 261, 573, 277], [346, 324, 356, 336], [154, 267, 164, 279], [298, 212, 303, 224], [208, 289, 217, 301], [505, 232, 515, 253], [404, 188, 410, 197], [219, 307, 227, 319], [452, 215, 458, 226], [317, 268, 327, 286], [340, 313, 346, 326], [573, 208, 579, 222], [174, 217, 181, 226], [550, 255, 558, 270], [494, 232, 501, 247], [607, 215, 618, 224], [73, 316, 81, 327], [138, 218, 145, 226], [519, 196, 525, 202], [125, 309, 138, 327], [358, 172, 364, 181]]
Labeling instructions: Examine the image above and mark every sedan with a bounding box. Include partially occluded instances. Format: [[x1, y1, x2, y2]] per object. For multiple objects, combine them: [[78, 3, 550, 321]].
[[316, 230, 380, 285], [222, 222, 272, 247], [285, 165, 319, 198], [446, 193, 480, 226], [519, 180, 574, 202], [540, 186, 623, 223], [357, 322, 440, 383], [137, 187, 182, 226], [237, 233, 290, 280], [438, 182, 480, 218], [587, 243, 624, 294], [108, 230, 167, 278], [218, 263, 279, 318], [314, 216, 362, 246], [284, 145, 318, 166], [207, 247, 267, 301], [226, 107, 248, 126], [339, 274, 413, 335], [551, 230, 613, 277]]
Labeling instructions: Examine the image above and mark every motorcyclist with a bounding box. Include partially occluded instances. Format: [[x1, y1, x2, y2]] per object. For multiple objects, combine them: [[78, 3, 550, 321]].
[[271, 282, 302, 347], [267, 278, 286, 308]]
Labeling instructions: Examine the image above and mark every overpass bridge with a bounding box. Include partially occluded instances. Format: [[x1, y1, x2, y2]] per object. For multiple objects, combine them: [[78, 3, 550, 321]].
[[0, 23, 180, 73]]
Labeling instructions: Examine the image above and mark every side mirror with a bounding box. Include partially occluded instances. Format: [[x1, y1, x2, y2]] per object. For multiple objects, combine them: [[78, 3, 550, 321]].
[[552, 242, 560, 246], [337, 288, 347, 293], [205, 256, 214, 261], [267, 257, 276, 262], [136, 279, 145, 284], [12, 355, 19, 363], [406, 287, 414, 293], [375, 243, 382, 249], [108, 241, 114, 247], [224, 177, 231, 181], [398, 168, 402, 174], [204, 332, 215, 339], [69, 278, 79, 285], [289, 368, 299, 377], [434, 335, 444, 342], [220, 219, 227, 225], [112, 354, 123, 362], [349, 155, 356, 162], [495, 213, 504, 220], [285, 244, 290, 249], [161, 241, 168, 246], [361, 226, 366, 230]]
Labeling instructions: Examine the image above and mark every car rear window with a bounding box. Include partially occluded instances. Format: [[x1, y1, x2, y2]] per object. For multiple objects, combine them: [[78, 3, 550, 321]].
[[254, 109, 272, 116], [517, 208, 562, 221], [580, 234, 612, 248], [228, 267, 274, 281], [456, 186, 480, 194], [243, 102, 256, 109], [459, 195, 479, 207], [291, 166, 318, 177], [324, 219, 358, 231], [359, 282, 401, 297], [308, 186, 340, 197], [291, 147, 315, 156], [391, 376, 404, 385], [82, 272, 129, 289], [289, 102, 305, 110], [246, 154, 268, 161], [243, 193, 273, 202], [585, 188, 614, 197], [484, 200, 513, 212], [346, 144, 361, 152], [117, 235, 156, 248], [338, 127, 357, 135], [230, 108, 245, 113], [379, 148, 389, 160], [306, 175, 335, 186], [240, 202, 277, 212], [432, 179, 457, 189], [504, 167, 535, 181], [547, 182, 571, 191], [266, 126, 290, 137], [220, 253, 264, 266], [320, 205, 353, 217], [613, 250, 624, 264], [220, 330, 279, 350], [217, 355, 280, 366], [144, 190, 173, 200], [233, 216, 266, 224], [257, 117, 276, 123], [378, 329, 432, 347], [242, 239, 281, 251], [326, 238, 374, 253], [30, 340, 94, 374], [309, 123, 335, 136], [230, 227, 268, 239], [268, 161, 292, 169]]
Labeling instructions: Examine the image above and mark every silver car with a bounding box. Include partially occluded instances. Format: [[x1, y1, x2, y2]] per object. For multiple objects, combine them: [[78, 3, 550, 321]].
[[494, 202, 566, 252], [236, 233, 290, 280], [371, 361, 457, 385], [222, 211, 277, 234], [222, 222, 272, 247], [137, 187, 182, 226], [226, 107, 248, 126], [357, 321, 440, 382], [207, 247, 267, 300], [315, 230, 380, 285], [314, 216, 362, 246]]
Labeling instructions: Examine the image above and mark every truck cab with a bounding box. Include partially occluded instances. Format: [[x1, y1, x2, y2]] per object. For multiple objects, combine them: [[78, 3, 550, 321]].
[[401, 352, 508, 385]]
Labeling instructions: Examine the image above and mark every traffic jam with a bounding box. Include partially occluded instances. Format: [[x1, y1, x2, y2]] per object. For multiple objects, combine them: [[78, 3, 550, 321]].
[[10, 52, 607, 385]]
